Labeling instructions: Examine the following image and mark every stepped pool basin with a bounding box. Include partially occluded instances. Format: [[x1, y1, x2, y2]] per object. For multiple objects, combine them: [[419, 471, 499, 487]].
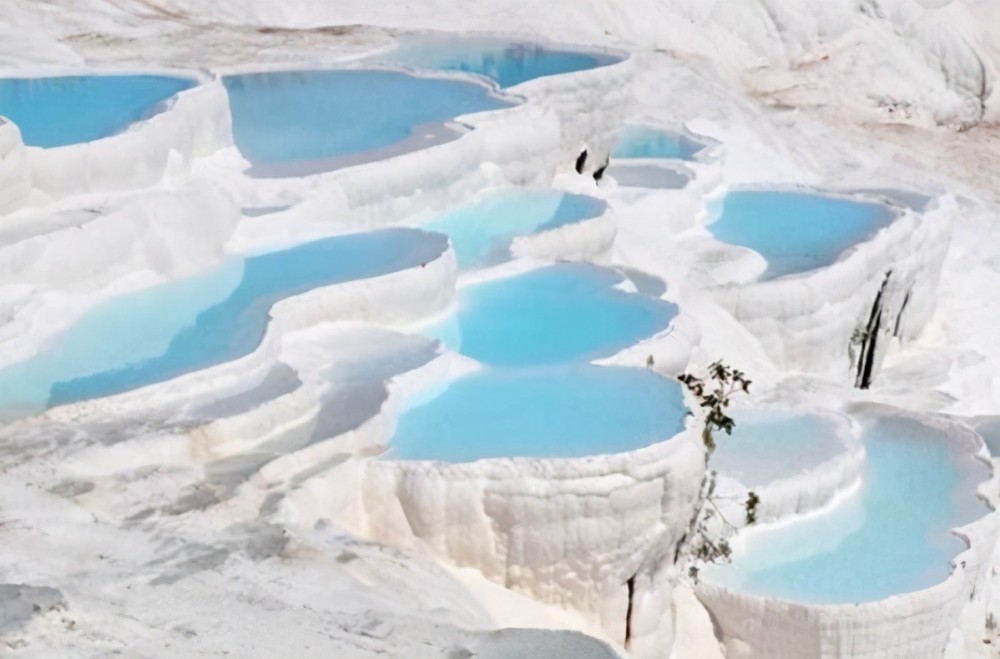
[[426, 263, 677, 366], [712, 410, 850, 486], [223, 69, 512, 175], [605, 163, 692, 190], [383, 37, 620, 88], [0, 229, 447, 416], [389, 364, 686, 462], [707, 189, 897, 280], [0, 74, 195, 148], [704, 415, 990, 604], [612, 125, 706, 161], [422, 190, 606, 269]]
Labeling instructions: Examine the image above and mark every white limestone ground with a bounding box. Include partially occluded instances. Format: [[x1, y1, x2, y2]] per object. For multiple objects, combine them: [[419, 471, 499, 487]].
[[0, 1, 999, 658]]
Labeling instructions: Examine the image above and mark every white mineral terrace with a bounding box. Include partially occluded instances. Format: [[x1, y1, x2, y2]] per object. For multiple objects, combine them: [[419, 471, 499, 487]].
[[0, 2, 999, 658]]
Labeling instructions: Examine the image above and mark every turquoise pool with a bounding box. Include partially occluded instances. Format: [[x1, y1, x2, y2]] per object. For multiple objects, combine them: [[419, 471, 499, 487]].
[[712, 410, 849, 487], [422, 191, 605, 269], [390, 364, 686, 462], [613, 125, 706, 161], [707, 190, 897, 280], [426, 263, 676, 366], [705, 415, 990, 604], [0, 74, 195, 148], [383, 37, 620, 88], [223, 69, 512, 173], [0, 229, 447, 415]]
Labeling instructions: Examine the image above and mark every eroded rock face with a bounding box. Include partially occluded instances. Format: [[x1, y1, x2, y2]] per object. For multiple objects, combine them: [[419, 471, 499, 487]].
[[852, 270, 912, 389], [710, 193, 954, 385], [350, 425, 706, 655]]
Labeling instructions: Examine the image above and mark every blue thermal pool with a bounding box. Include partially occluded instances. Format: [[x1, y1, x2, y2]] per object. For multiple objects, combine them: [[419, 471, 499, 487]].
[[0, 229, 447, 416], [612, 126, 706, 161], [426, 263, 677, 366], [383, 37, 620, 89], [422, 191, 606, 269], [222, 69, 512, 174], [711, 410, 849, 487], [707, 190, 897, 280], [389, 364, 686, 462], [0, 74, 195, 148], [704, 415, 990, 604]]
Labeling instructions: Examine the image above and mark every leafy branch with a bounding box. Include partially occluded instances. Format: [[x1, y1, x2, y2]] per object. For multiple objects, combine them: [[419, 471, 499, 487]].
[[678, 361, 751, 454], [675, 361, 757, 580]]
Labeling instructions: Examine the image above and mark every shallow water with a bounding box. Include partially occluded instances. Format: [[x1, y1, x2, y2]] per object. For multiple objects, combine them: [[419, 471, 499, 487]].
[[705, 416, 989, 604], [385, 37, 619, 88], [612, 126, 705, 161], [707, 190, 897, 280], [223, 69, 511, 170], [389, 364, 686, 462], [0, 74, 194, 147], [422, 191, 605, 269], [605, 163, 691, 189], [0, 229, 446, 414], [426, 263, 677, 366], [711, 410, 847, 487]]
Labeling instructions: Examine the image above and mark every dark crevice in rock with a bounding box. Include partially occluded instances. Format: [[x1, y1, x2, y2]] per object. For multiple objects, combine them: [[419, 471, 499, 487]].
[[593, 157, 610, 182], [855, 270, 892, 389], [624, 574, 636, 650], [893, 287, 912, 337]]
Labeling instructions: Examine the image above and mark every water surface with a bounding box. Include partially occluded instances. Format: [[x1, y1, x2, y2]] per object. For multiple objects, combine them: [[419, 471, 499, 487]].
[[0, 74, 195, 147], [385, 37, 619, 88], [0, 229, 446, 414], [426, 263, 677, 366], [423, 191, 605, 269], [613, 126, 705, 161], [390, 364, 686, 462], [707, 190, 897, 280], [705, 416, 989, 604], [712, 410, 848, 487], [223, 69, 511, 172]]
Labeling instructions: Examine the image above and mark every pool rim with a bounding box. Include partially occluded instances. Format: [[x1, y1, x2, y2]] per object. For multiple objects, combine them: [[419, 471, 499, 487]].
[[696, 405, 997, 626], [369, 29, 629, 90], [0, 67, 209, 149], [698, 182, 920, 284], [411, 186, 611, 271], [611, 120, 720, 164], [380, 360, 695, 466]]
